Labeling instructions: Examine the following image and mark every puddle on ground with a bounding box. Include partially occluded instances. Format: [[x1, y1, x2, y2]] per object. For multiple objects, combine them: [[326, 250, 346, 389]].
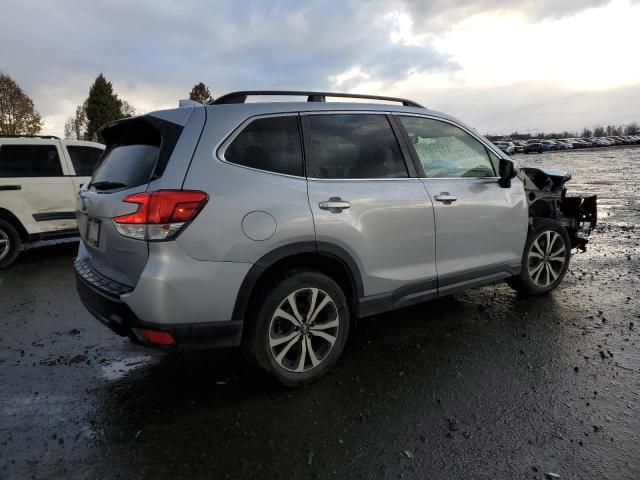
[[99, 355, 155, 380]]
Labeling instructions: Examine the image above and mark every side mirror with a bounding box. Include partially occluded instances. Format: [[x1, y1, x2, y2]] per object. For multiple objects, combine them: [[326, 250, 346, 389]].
[[498, 158, 517, 188]]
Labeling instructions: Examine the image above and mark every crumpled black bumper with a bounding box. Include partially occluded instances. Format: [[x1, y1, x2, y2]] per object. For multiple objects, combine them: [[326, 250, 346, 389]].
[[74, 258, 242, 350]]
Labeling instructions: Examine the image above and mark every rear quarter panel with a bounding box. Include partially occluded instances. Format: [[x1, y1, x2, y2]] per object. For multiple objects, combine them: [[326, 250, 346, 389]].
[[178, 106, 316, 263]]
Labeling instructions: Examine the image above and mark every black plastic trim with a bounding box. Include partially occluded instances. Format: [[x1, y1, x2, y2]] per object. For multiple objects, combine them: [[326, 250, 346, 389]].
[[76, 269, 242, 350], [231, 241, 364, 322], [74, 257, 133, 298], [0, 185, 21, 190], [388, 115, 419, 178], [32, 211, 76, 222], [438, 263, 520, 288], [391, 114, 427, 177], [358, 278, 437, 318]]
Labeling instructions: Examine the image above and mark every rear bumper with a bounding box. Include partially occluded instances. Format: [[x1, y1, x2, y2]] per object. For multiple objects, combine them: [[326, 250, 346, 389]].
[[74, 258, 243, 350]]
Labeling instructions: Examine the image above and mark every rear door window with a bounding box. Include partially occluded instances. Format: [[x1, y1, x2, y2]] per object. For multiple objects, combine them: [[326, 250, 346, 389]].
[[67, 146, 103, 176], [225, 115, 303, 176], [398, 116, 496, 178], [0, 145, 63, 177], [304, 114, 408, 179]]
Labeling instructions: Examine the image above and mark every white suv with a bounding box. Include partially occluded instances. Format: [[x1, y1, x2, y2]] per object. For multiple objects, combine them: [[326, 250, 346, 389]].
[[0, 135, 104, 267]]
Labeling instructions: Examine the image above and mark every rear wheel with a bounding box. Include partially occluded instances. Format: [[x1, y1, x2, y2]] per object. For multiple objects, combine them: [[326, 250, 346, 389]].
[[245, 270, 350, 386], [0, 219, 21, 269], [508, 218, 571, 295]]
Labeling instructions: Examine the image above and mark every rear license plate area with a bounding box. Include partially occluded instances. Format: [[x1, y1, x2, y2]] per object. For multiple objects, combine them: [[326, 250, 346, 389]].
[[86, 217, 101, 247]]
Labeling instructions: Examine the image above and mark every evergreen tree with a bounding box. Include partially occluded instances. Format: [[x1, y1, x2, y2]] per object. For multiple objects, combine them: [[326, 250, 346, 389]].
[[85, 74, 123, 142]]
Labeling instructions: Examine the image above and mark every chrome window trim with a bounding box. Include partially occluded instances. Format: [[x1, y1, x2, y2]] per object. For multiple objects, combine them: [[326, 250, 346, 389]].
[[216, 110, 506, 182], [216, 112, 306, 180], [393, 112, 507, 178], [306, 177, 422, 182]]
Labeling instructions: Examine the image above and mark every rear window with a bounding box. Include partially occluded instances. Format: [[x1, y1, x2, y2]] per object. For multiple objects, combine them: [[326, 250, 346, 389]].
[[91, 116, 181, 191], [91, 145, 159, 190], [0, 145, 63, 177], [225, 115, 303, 176], [67, 146, 103, 176]]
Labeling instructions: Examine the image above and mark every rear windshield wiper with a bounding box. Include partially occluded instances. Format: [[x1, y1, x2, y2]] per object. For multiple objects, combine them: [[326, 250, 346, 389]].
[[90, 181, 127, 191]]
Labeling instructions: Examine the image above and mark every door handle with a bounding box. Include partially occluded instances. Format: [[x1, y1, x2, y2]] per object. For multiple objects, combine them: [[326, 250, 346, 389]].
[[434, 193, 457, 204], [319, 197, 351, 212]]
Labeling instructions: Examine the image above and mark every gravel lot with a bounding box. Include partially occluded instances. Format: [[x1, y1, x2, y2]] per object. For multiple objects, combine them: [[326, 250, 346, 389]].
[[1, 147, 638, 480]]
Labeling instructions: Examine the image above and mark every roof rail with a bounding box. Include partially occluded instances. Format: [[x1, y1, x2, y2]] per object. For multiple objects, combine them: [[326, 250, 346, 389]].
[[0, 134, 60, 139], [210, 90, 424, 108]]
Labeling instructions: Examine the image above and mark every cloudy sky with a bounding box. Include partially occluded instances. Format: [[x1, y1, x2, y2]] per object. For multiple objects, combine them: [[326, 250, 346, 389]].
[[2, 0, 639, 137]]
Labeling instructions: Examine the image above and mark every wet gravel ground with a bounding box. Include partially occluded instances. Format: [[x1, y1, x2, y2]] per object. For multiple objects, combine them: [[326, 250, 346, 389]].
[[1, 147, 639, 480]]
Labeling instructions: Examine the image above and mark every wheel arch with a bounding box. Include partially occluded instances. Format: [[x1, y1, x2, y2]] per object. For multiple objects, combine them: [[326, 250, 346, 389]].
[[232, 241, 364, 325], [0, 208, 28, 241]]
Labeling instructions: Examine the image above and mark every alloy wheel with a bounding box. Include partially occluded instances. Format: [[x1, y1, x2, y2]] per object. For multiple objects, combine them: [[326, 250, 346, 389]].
[[0, 229, 10, 262], [527, 230, 566, 287], [268, 287, 340, 373]]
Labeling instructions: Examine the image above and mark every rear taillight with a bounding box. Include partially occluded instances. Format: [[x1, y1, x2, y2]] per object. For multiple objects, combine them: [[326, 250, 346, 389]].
[[113, 190, 208, 241]]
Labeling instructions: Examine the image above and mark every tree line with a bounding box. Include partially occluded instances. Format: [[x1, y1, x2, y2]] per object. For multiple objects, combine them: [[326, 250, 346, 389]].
[[489, 122, 639, 141], [0, 71, 214, 141], [2, 72, 636, 142]]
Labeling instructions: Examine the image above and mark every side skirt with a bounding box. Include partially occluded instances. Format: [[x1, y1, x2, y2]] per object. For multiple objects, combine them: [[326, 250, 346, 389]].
[[357, 263, 520, 319]]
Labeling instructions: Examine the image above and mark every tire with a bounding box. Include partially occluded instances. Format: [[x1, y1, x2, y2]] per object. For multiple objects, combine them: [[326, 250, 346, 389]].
[[0, 219, 21, 269], [244, 270, 350, 387], [507, 218, 571, 296]]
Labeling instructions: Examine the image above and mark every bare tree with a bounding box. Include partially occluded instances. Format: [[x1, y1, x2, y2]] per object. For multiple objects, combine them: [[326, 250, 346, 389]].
[[64, 103, 88, 140], [0, 72, 43, 135], [624, 122, 638, 135], [121, 100, 136, 118]]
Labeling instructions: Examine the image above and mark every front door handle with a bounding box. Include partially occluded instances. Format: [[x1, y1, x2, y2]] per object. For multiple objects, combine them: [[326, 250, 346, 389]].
[[319, 197, 351, 212], [434, 192, 457, 204]]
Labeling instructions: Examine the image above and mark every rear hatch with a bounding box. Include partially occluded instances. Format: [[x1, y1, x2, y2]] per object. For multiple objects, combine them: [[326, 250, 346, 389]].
[[77, 110, 202, 286]]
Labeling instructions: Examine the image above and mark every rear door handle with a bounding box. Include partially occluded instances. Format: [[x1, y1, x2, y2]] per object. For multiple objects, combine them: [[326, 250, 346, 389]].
[[319, 197, 351, 212], [434, 193, 457, 204]]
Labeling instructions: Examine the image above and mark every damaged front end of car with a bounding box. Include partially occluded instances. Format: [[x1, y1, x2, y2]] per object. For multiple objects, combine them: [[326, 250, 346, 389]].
[[518, 167, 597, 251]]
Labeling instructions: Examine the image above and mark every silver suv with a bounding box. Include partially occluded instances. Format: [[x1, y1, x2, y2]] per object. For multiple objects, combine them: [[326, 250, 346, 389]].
[[75, 91, 597, 385]]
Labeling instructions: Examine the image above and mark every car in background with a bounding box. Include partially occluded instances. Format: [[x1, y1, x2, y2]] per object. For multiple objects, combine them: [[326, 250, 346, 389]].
[[512, 141, 525, 153], [493, 141, 516, 155], [568, 139, 590, 149], [554, 140, 573, 150], [541, 140, 556, 151], [0, 135, 105, 267], [524, 139, 543, 154]]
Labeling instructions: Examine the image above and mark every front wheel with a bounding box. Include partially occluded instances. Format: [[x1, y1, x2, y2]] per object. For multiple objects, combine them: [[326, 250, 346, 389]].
[[245, 270, 350, 386], [508, 218, 571, 295]]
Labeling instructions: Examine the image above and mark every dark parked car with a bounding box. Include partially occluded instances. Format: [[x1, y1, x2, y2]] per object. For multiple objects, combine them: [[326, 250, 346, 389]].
[[524, 140, 543, 154]]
